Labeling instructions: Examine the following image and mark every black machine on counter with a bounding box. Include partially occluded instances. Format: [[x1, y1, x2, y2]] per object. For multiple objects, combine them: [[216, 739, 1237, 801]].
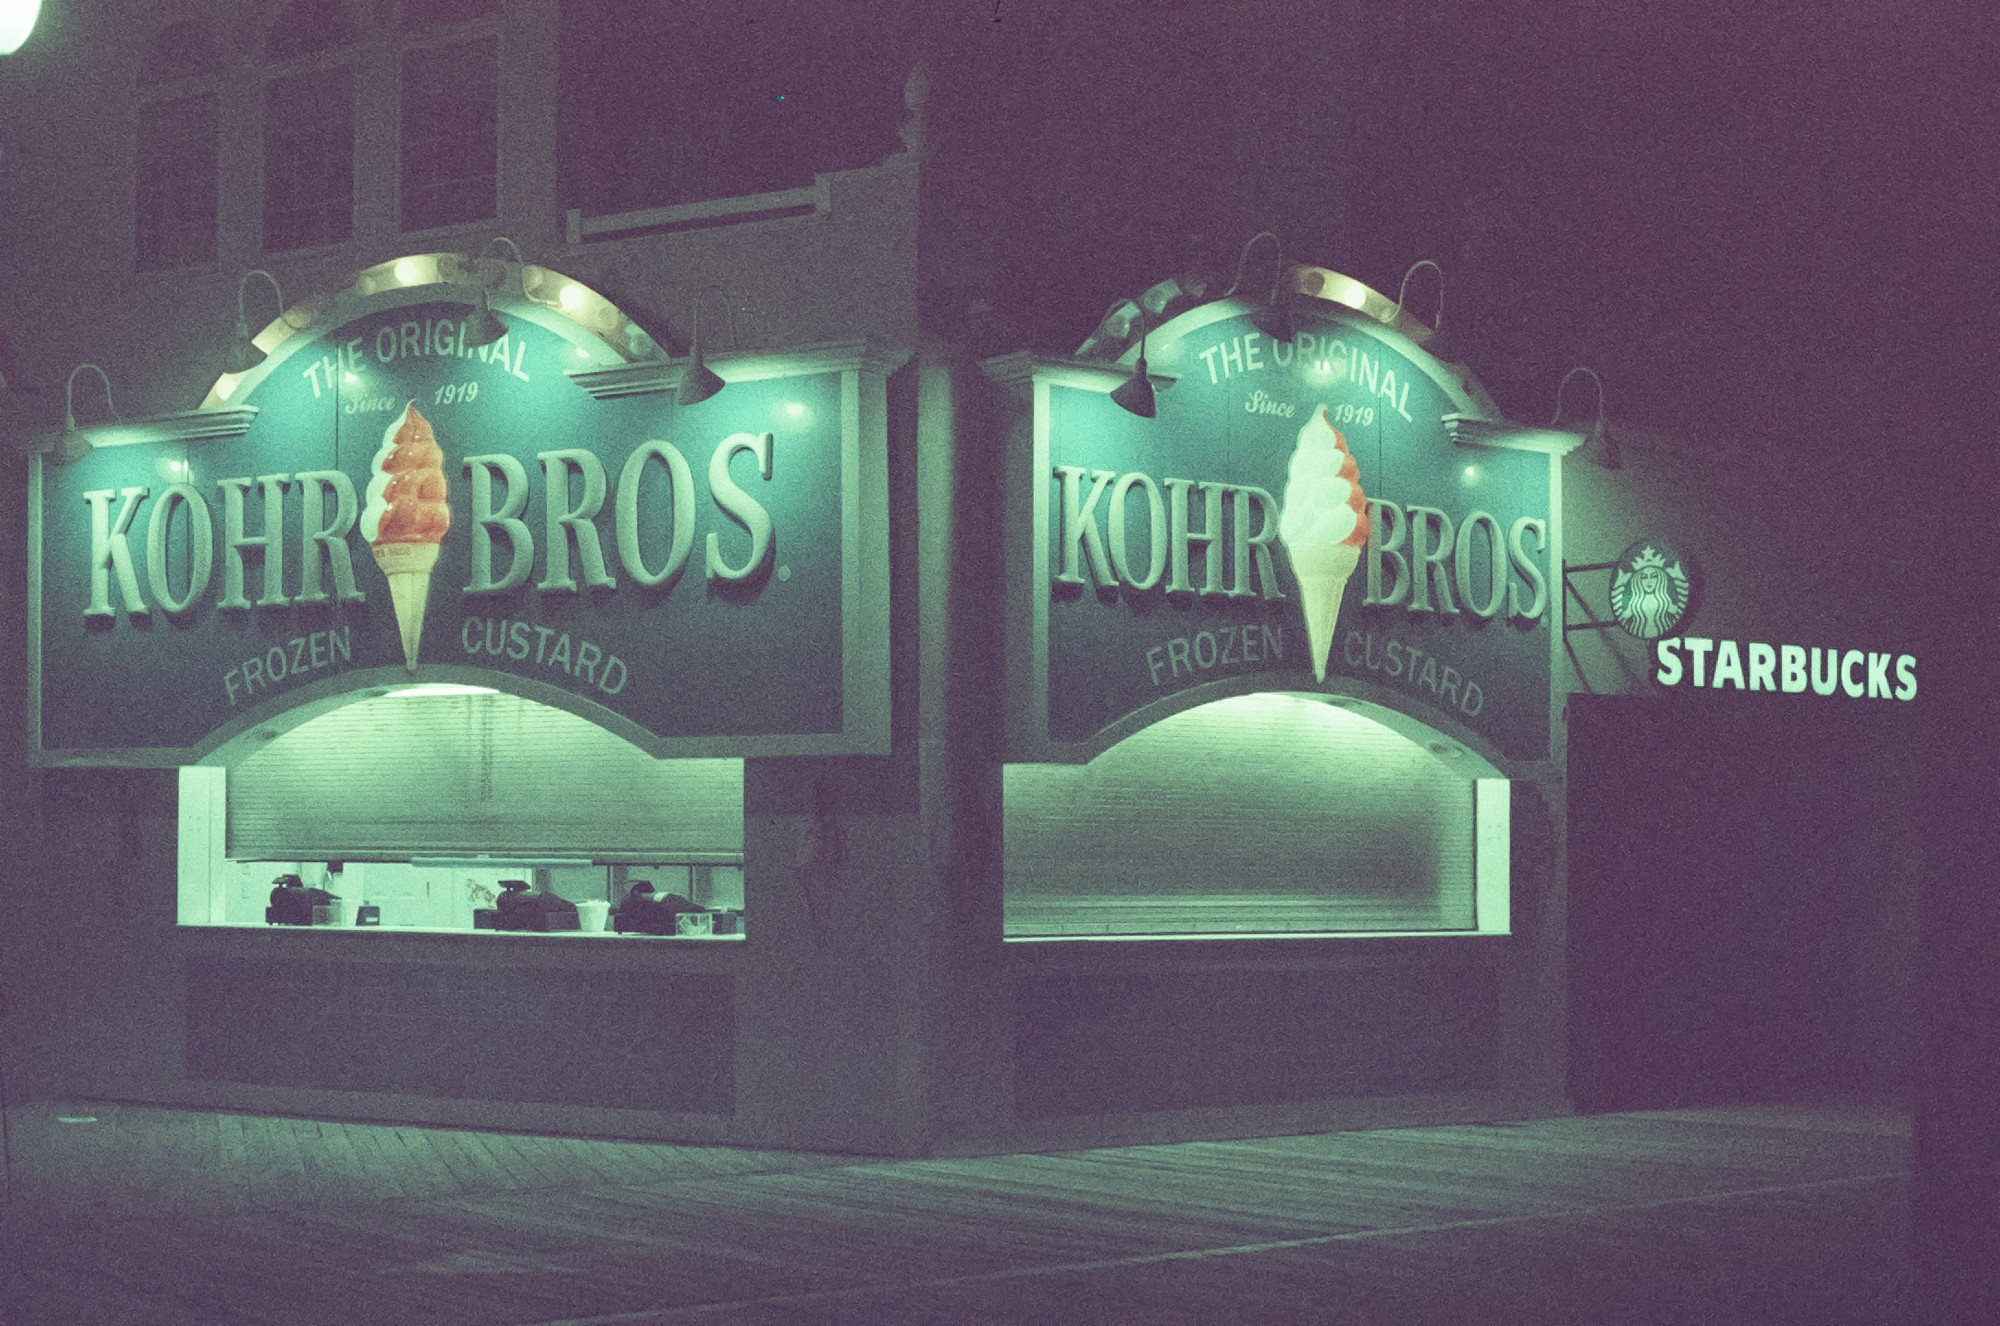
[[612, 881, 705, 935], [266, 874, 340, 926], [493, 878, 580, 932]]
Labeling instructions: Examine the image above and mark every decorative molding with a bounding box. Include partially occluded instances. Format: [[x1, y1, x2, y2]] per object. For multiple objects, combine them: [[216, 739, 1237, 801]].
[[563, 176, 832, 247], [1442, 413, 1587, 456], [978, 352, 1178, 394], [18, 406, 260, 458], [567, 339, 911, 400]]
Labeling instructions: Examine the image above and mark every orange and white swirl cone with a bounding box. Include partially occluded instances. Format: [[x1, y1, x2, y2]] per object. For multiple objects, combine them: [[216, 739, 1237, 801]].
[[1279, 407, 1370, 683], [362, 403, 451, 671]]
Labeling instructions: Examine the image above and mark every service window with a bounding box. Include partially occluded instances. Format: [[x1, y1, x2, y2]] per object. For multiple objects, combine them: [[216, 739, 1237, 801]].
[[1003, 692, 1508, 939], [178, 688, 744, 938]]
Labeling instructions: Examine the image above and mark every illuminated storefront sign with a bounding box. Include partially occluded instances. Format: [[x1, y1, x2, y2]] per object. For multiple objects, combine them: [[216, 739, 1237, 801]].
[[30, 292, 898, 763], [992, 294, 1576, 768], [1610, 537, 1698, 640], [1654, 637, 1918, 701]]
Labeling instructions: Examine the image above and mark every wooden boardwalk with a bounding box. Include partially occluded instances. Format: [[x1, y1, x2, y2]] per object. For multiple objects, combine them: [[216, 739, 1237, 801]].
[[0, 1101, 1912, 1324]]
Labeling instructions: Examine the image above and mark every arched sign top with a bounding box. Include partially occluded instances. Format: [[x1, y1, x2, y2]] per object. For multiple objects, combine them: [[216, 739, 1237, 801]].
[[1126, 287, 1498, 428], [993, 290, 1567, 772], [201, 252, 661, 409]]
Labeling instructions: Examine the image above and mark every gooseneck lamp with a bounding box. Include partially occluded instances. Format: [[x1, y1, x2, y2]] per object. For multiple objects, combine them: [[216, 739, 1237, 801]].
[[1102, 300, 1156, 419], [1221, 230, 1290, 341], [1554, 366, 1611, 468], [677, 298, 726, 405], [227, 269, 288, 374], [61, 362, 116, 464], [459, 236, 525, 349], [1393, 259, 1445, 340]]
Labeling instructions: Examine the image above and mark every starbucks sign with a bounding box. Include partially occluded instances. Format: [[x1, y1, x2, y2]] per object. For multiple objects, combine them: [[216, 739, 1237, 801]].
[[1609, 538, 1699, 641]]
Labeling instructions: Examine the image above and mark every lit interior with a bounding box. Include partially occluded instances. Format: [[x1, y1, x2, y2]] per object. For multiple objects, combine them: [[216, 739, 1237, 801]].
[[177, 688, 745, 936]]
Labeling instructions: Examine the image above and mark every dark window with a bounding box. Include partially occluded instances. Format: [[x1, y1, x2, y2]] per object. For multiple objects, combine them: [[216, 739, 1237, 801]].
[[404, 0, 498, 32], [400, 35, 499, 230], [266, 0, 356, 61], [264, 66, 355, 251], [144, 20, 219, 80], [137, 93, 220, 271], [557, 0, 914, 216]]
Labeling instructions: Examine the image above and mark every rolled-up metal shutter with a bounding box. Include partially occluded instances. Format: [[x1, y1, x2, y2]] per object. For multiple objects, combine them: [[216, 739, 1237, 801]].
[[227, 692, 741, 860], [1003, 693, 1479, 936]]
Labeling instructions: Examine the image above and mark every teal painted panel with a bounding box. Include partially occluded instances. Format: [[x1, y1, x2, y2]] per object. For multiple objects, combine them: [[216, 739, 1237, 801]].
[[37, 302, 866, 758], [1036, 305, 1555, 765]]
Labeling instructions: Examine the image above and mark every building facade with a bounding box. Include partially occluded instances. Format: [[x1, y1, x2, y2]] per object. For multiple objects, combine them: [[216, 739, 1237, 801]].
[[0, 0, 1932, 1156]]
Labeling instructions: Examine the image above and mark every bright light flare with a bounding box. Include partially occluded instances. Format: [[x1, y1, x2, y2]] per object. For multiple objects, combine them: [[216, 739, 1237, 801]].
[[0, 0, 43, 56]]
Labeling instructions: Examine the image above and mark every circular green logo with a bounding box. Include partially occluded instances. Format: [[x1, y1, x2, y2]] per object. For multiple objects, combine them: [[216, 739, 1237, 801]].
[[1610, 539, 1698, 640]]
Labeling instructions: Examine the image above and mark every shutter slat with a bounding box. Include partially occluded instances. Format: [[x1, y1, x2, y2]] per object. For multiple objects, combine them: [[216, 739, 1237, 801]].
[[228, 693, 742, 859], [1004, 694, 1478, 935]]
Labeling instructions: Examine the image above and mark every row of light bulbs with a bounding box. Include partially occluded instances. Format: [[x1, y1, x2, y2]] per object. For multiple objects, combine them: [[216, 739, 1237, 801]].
[[1101, 232, 1608, 465], [1099, 234, 1454, 420], [39, 230, 1609, 464], [47, 236, 730, 462]]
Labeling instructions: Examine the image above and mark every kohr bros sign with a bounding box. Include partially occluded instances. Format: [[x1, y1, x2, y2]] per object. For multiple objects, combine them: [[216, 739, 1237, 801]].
[[989, 287, 1578, 768], [30, 278, 898, 764]]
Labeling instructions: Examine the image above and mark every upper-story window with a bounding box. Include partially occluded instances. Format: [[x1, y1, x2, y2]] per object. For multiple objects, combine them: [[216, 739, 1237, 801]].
[[266, 0, 356, 60], [263, 0, 359, 252], [145, 19, 220, 78], [135, 20, 221, 271], [404, 0, 499, 30], [557, 0, 912, 216], [400, 20, 500, 232]]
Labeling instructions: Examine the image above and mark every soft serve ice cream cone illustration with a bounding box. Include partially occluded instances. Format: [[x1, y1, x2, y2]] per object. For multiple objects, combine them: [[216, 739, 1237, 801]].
[[1279, 407, 1370, 683], [361, 403, 451, 670]]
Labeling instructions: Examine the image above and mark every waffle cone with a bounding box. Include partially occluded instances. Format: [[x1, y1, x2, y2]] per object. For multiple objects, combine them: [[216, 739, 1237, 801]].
[[373, 542, 440, 671], [1287, 542, 1362, 682]]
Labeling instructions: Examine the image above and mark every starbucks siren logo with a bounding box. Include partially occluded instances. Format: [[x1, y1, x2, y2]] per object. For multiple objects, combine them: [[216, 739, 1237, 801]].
[[1610, 540, 1695, 640]]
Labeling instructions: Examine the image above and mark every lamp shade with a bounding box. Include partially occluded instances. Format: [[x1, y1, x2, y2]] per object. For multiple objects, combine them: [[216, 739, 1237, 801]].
[[677, 304, 725, 404], [678, 353, 725, 405], [459, 290, 508, 348], [1109, 353, 1156, 418]]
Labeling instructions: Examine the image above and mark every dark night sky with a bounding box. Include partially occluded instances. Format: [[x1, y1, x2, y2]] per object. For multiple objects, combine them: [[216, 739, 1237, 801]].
[[912, 0, 1989, 459], [0, 0, 1985, 464]]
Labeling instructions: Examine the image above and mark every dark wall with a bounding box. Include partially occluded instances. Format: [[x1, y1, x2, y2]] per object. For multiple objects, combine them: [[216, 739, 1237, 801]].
[[1014, 956, 1501, 1118], [187, 957, 733, 1113], [1567, 693, 1921, 1111]]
